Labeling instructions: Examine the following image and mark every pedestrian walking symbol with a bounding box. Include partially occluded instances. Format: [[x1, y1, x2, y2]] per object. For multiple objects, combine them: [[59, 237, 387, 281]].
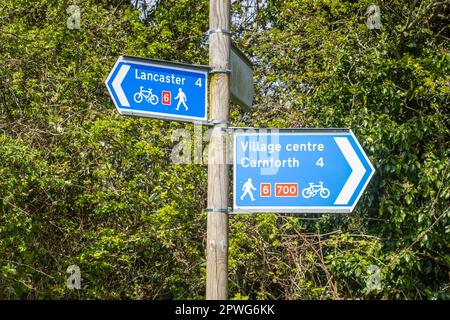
[[240, 178, 256, 201], [175, 88, 188, 111]]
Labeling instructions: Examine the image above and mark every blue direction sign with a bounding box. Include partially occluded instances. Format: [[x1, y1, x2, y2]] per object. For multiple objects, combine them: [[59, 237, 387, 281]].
[[105, 56, 209, 123], [233, 129, 375, 213]]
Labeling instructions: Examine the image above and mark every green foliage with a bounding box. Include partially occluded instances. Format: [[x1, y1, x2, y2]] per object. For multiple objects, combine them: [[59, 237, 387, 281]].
[[1, 0, 449, 299]]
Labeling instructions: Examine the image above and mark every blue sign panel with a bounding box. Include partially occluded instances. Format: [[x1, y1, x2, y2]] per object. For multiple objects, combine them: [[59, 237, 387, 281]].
[[106, 56, 208, 123], [233, 129, 375, 213]]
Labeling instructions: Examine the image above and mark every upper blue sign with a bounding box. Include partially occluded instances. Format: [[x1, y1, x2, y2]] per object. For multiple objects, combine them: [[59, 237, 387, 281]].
[[233, 129, 375, 213], [106, 56, 209, 123]]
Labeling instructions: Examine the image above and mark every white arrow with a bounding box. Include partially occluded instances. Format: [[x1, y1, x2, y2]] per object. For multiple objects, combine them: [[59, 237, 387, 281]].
[[334, 137, 366, 205], [112, 64, 130, 107]]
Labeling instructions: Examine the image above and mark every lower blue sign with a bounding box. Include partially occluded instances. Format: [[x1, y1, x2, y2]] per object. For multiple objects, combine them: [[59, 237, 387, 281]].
[[233, 129, 375, 213], [106, 56, 209, 123]]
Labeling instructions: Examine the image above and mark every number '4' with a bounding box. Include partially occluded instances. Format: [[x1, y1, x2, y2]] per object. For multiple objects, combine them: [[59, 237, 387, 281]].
[[316, 157, 324, 167], [196, 78, 202, 87]]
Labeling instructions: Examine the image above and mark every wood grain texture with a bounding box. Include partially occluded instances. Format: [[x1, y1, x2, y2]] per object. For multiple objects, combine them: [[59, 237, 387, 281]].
[[206, 0, 231, 300]]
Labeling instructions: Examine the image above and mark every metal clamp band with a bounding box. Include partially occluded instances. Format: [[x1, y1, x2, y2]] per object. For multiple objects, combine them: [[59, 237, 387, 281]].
[[209, 68, 231, 74], [211, 119, 230, 125], [205, 208, 230, 213], [206, 29, 231, 36]]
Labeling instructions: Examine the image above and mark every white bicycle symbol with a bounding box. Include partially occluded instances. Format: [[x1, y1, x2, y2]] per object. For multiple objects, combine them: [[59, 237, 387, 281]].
[[301, 181, 330, 199], [133, 86, 159, 105]]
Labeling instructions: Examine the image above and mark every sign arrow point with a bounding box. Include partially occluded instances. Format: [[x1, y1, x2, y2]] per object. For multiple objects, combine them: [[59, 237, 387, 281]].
[[333, 137, 366, 205], [233, 130, 374, 213]]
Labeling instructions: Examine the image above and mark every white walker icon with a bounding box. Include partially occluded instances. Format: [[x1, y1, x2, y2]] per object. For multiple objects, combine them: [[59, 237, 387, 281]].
[[241, 178, 256, 201], [175, 88, 188, 111]]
